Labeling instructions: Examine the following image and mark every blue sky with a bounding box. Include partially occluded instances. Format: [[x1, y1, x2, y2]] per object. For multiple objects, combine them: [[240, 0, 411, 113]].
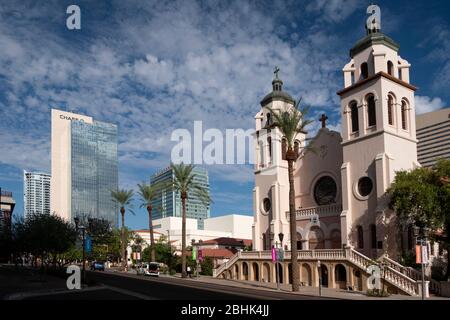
[[0, 0, 449, 230]]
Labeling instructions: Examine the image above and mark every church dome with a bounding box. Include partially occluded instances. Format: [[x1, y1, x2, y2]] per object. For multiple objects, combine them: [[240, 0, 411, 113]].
[[349, 32, 399, 58], [260, 69, 295, 106]]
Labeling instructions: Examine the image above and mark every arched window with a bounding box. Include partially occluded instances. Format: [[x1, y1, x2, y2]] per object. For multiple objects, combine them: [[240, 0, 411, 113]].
[[370, 224, 377, 249], [387, 95, 394, 125], [357, 226, 364, 249], [294, 141, 300, 156], [281, 138, 287, 160], [361, 62, 369, 80], [387, 60, 394, 76], [350, 101, 359, 132], [401, 100, 408, 130], [367, 95, 376, 127], [267, 136, 272, 159], [266, 113, 272, 127]]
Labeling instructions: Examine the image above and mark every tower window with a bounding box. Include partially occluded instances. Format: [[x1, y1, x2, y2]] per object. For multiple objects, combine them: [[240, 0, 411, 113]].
[[367, 95, 376, 127], [387, 60, 394, 76], [401, 100, 408, 130], [387, 95, 394, 125], [357, 226, 364, 249], [370, 224, 377, 249], [350, 102, 359, 133], [361, 62, 369, 80], [267, 136, 272, 159]]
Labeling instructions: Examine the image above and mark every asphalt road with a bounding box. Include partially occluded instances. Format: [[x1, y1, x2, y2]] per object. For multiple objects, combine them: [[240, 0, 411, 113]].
[[78, 270, 332, 300]]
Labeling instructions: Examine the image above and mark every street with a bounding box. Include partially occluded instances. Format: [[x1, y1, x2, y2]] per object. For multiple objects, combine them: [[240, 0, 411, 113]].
[[1, 266, 333, 300]]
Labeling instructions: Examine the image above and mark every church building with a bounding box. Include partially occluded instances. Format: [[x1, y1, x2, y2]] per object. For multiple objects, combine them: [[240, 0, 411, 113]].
[[252, 6, 419, 260]]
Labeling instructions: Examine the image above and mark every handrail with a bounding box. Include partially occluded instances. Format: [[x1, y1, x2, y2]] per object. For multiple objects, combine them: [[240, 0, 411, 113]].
[[381, 255, 441, 294]]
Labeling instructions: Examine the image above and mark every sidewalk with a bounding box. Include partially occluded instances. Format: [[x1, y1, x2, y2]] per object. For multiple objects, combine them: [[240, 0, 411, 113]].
[[174, 274, 450, 300]]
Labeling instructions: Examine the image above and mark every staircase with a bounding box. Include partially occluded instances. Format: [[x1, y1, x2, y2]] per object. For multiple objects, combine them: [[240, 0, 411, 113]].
[[380, 255, 441, 295], [214, 248, 429, 296]]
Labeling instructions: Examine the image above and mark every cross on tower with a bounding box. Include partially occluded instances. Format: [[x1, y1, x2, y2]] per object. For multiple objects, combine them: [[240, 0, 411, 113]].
[[319, 114, 328, 128], [274, 66, 280, 79]]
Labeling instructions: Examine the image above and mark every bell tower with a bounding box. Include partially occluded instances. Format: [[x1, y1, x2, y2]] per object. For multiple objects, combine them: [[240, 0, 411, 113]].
[[252, 68, 305, 251], [337, 5, 420, 258]]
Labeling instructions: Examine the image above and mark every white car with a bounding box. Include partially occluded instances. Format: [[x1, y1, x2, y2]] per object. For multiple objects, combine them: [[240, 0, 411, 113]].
[[137, 262, 160, 277]]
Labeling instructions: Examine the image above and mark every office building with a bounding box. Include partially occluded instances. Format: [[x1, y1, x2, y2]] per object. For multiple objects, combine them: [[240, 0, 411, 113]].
[[50, 109, 118, 228], [0, 189, 15, 231], [23, 171, 51, 219], [416, 107, 450, 167], [151, 166, 210, 229]]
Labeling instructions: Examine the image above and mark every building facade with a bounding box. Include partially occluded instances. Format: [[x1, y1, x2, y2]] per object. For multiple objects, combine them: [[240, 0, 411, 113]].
[[50, 109, 118, 228], [0, 189, 15, 232], [416, 107, 450, 167], [132, 214, 253, 253], [252, 11, 419, 260], [23, 171, 51, 219], [151, 166, 210, 229]]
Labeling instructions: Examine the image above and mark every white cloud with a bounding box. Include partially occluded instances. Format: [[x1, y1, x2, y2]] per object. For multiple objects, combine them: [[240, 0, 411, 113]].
[[415, 95, 446, 114]]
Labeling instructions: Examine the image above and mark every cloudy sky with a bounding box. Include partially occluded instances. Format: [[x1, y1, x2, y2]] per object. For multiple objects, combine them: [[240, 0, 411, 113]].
[[0, 0, 449, 229]]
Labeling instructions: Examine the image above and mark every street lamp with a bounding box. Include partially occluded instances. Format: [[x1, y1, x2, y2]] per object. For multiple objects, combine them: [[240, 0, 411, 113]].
[[413, 224, 430, 300], [317, 260, 322, 297]]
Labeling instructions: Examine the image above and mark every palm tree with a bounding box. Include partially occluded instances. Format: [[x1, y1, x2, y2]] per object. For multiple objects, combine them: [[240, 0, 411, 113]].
[[111, 188, 135, 271], [267, 99, 313, 292], [171, 163, 211, 278], [137, 182, 165, 262]]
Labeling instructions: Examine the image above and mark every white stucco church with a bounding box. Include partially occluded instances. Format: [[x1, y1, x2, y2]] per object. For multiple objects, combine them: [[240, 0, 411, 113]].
[[252, 10, 419, 260]]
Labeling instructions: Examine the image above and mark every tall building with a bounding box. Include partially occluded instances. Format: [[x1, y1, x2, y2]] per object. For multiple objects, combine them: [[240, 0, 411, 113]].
[[416, 107, 450, 167], [23, 171, 51, 219], [0, 189, 15, 231], [50, 109, 118, 228], [151, 166, 210, 229]]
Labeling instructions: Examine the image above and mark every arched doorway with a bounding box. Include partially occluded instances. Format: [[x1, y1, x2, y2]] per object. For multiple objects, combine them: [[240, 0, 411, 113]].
[[243, 262, 249, 281], [353, 270, 363, 291], [301, 264, 312, 286], [234, 264, 239, 280], [262, 263, 271, 283], [320, 265, 329, 287], [252, 262, 259, 281], [335, 264, 347, 289], [330, 230, 341, 249], [288, 263, 292, 284], [297, 232, 303, 250], [277, 263, 283, 284], [309, 226, 325, 249]]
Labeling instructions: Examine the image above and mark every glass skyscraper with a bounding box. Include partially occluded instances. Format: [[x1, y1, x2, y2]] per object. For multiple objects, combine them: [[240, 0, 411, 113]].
[[71, 120, 118, 228], [151, 166, 210, 229]]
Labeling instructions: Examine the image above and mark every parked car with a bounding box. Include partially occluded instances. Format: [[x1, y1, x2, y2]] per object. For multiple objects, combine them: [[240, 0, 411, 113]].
[[90, 261, 105, 271]]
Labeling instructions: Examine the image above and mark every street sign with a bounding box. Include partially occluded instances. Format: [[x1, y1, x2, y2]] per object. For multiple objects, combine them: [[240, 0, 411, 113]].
[[85, 236, 92, 254], [192, 246, 197, 261], [278, 248, 284, 262]]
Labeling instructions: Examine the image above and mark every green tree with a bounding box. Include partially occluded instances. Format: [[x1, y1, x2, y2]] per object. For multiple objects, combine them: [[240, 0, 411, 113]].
[[137, 182, 165, 262], [14, 214, 77, 269], [111, 189, 135, 270], [200, 256, 214, 276], [171, 163, 211, 278], [388, 159, 450, 279], [267, 100, 313, 292]]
